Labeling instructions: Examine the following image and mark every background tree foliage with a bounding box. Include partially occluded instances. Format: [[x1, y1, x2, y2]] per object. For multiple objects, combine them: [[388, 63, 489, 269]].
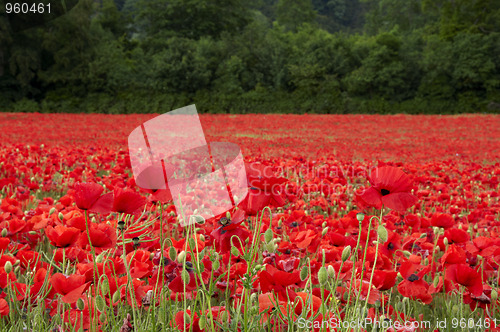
[[0, 0, 499, 113]]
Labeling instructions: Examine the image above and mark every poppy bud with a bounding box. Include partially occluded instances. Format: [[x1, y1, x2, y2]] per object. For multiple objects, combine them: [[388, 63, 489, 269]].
[[58, 212, 64, 222], [198, 315, 206, 330], [4, 261, 12, 274], [112, 291, 121, 303], [188, 238, 196, 250], [356, 213, 364, 222], [328, 265, 336, 278], [101, 278, 110, 295], [96, 295, 106, 312], [300, 266, 308, 281], [168, 247, 177, 261], [29, 231, 37, 235], [1, 228, 7, 237], [49, 207, 56, 216], [265, 242, 275, 252], [402, 250, 411, 258], [318, 267, 328, 286], [199, 234, 205, 242], [377, 225, 388, 243], [443, 237, 448, 246], [96, 253, 104, 263], [231, 246, 240, 256], [184, 312, 191, 325], [322, 227, 329, 236], [226, 211, 231, 220], [254, 264, 262, 271], [213, 260, 220, 271], [433, 276, 439, 288], [264, 229, 273, 243], [181, 269, 190, 284], [99, 312, 107, 324], [491, 289, 498, 302], [76, 298, 85, 310], [419, 233, 426, 239], [322, 221, 327, 228], [177, 251, 186, 263], [341, 245, 351, 262]]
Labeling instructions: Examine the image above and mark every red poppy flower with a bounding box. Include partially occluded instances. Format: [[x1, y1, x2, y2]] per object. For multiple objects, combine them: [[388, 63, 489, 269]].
[[210, 210, 250, 253], [0, 299, 9, 316], [50, 273, 90, 304], [46, 225, 80, 248], [356, 166, 418, 213], [445, 264, 483, 297], [397, 261, 432, 304], [74, 182, 113, 214], [112, 187, 146, 216], [77, 223, 117, 252]]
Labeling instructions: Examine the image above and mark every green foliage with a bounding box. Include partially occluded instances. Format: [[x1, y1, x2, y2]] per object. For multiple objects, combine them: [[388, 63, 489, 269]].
[[1, 0, 500, 114]]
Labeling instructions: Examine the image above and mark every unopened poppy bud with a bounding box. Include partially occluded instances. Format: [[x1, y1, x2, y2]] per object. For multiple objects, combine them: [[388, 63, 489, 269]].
[[419, 233, 427, 239], [356, 213, 364, 222], [188, 238, 196, 250], [328, 265, 336, 278], [318, 267, 328, 286], [101, 278, 109, 295], [231, 246, 240, 256], [226, 211, 231, 219], [221, 311, 229, 324], [265, 242, 275, 252], [181, 269, 190, 284], [96, 295, 106, 312], [198, 315, 206, 330], [278, 219, 283, 227], [254, 264, 262, 271], [377, 225, 388, 243], [58, 212, 64, 222], [169, 247, 177, 261], [199, 234, 205, 242], [491, 289, 498, 302], [452, 304, 459, 315], [76, 298, 85, 310], [29, 231, 37, 235], [300, 266, 308, 281], [341, 245, 351, 262], [184, 312, 191, 325], [322, 221, 327, 228], [112, 290, 120, 303], [402, 251, 411, 258], [177, 251, 186, 263], [322, 227, 329, 236], [264, 229, 273, 243], [1, 228, 7, 237], [433, 276, 440, 288], [213, 259, 220, 270], [4, 261, 12, 274], [49, 207, 56, 216], [14, 266, 20, 274]]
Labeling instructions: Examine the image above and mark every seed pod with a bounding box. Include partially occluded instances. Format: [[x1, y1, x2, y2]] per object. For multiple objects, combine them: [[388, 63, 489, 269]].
[[188, 238, 196, 250], [96, 253, 104, 264], [100, 278, 110, 295], [58, 212, 64, 222], [341, 245, 351, 262], [433, 276, 439, 288], [99, 312, 107, 324], [169, 247, 177, 261], [49, 207, 56, 216], [198, 315, 206, 330], [213, 259, 220, 271], [443, 237, 448, 246], [264, 228, 273, 243], [402, 250, 411, 258], [199, 234, 205, 242], [419, 233, 427, 239], [1, 228, 7, 237], [491, 289, 498, 302], [300, 266, 308, 281], [377, 225, 388, 243], [356, 213, 364, 222], [76, 298, 85, 310], [321, 227, 329, 236], [184, 312, 191, 325], [318, 267, 327, 286]]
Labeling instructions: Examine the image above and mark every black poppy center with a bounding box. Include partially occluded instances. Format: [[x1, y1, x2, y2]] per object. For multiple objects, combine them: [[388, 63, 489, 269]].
[[408, 273, 419, 282], [381, 189, 390, 196], [387, 242, 394, 250]]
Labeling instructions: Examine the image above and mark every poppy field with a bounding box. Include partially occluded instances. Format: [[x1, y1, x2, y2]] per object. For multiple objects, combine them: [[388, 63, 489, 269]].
[[0, 112, 499, 331]]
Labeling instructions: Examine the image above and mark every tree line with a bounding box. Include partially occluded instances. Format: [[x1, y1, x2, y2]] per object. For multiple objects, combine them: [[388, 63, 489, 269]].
[[1, 0, 499, 114]]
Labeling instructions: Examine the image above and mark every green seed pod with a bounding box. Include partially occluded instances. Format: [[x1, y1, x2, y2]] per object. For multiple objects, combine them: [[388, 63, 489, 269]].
[[177, 251, 186, 264], [95, 253, 104, 264], [213, 259, 220, 271], [341, 245, 351, 262], [76, 298, 85, 310], [95, 295, 106, 312], [188, 238, 196, 250], [231, 246, 240, 256], [419, 233, 427, 239], [443, 237, 448, 246], [300, 266, 308, 281], [318, 267, 327, 286], [377, 225, 388, 243], [199, 234, 205, 242], [99, 312, 107, 324], [402, 250, 411, 258], [184, 312, 191, 325], [254, 264, 262, 271], [181, 269, 190, 284], [321, 221, 327, 228], [356, 213, 364, 222], [49, 207, 56, 216], [112, 290, 121, 303], [58, 212, 64, 222], [4, 261, 12, 274], [433, 276, 440, 288], [264, 228, 273, 243], [169, 247, 177, 261], [322, 227, 329, 236], [327, 265, 336, 278], [1, 228, 7, 237]]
